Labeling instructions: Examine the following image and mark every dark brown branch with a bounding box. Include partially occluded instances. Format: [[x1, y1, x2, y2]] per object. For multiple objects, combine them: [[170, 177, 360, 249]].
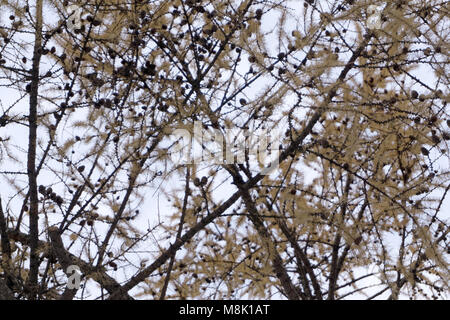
[[7, 228, 133, 300], [277, 219, 323, 299], [160, 167, 191, 300], [107, 189, 242, 299], [0, 278, 15, 300], [95, 134, 164, 267], [237, 182, 303, 300], [0, 198, 11, 260], [328, 175, 352, 300], [26, 0, 43, 300], [48, 227, 78, 300], [0, 198, 15, 299]]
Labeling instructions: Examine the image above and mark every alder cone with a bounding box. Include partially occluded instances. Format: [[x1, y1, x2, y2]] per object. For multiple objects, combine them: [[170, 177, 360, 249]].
[[421, 147, 429, 156], [443, 132, 450, 140], [38, 185, 46, 194]]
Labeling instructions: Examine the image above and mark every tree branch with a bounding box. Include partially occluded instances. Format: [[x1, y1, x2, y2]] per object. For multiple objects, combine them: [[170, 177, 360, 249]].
[[26, 0, 43, 300], [7, 228, 133, 300], [0, 278, 15, 300]]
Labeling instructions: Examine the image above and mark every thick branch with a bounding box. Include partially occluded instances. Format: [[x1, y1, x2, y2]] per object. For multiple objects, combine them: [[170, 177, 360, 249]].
[[277, 219, 323, 299], [0, 278, 15, 300], [27, 0, 43, 299], [0, 198, 11, 260], [48, 227, 78, 300], [7, 228, 132, 300], [237, 182, 303, 300], [160, 167, 190, 300], [107, 190, 242, 299]]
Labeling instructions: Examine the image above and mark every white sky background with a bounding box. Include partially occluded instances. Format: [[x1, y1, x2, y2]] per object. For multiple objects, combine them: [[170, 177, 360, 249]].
[[0, 0, 448, 299]]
